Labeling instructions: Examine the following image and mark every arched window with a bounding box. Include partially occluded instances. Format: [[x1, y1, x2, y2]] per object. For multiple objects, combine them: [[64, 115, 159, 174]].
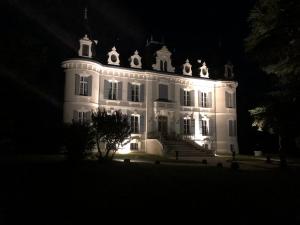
[[160, 60, 164, 71], [164, 61, 167, 71]]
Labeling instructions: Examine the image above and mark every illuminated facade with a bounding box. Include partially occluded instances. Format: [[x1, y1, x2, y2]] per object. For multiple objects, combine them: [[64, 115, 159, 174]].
[[62, 34, 238, 155]]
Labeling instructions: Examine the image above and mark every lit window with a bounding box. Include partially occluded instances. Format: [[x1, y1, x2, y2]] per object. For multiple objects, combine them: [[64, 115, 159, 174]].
[[184, 118, 191, 135], [131, 84, 140, 102], [201, 92, 207, 107], [201, 120, 208, 136], [109, 82, 118, 100], [131, 115, 139, 133], [184, 90, 191, 106], [80, 76, 88, 96], [130, 143, 138, 151]]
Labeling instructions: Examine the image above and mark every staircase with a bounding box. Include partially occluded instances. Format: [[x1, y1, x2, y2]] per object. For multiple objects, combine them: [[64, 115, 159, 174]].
[[162, 139, 214, 157]]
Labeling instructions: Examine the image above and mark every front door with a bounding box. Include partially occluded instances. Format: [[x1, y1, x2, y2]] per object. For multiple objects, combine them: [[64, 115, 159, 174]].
[[158, 116, 168, 136]]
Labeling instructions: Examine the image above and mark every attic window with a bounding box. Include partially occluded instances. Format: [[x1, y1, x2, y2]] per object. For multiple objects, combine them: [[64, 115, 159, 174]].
[[133, 58, 139, 66], [111, 54, 117, 63], [185, 66, 190, 74], [82, 44, 89, 56]]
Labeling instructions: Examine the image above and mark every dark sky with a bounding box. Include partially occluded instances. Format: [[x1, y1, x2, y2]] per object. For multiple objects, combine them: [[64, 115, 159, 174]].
[[0, 0, 265, 153]]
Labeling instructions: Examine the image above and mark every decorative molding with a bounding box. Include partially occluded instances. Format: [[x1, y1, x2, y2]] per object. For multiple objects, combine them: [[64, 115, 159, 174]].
[[107, 46, 120, 66], [182, 59, 192, 76], [130, 50, 142, 69]]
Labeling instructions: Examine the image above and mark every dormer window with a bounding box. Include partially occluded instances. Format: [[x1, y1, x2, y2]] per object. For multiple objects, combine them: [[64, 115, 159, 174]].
[[182, 59, 192, 76], [199, 61, 209, 78], [78, 34, 97, 58], [129, 50, 142, 69], [82, 44, 89, 57], [152, 46, 175, 72], [133, 58, 139, 66], [107, 47, 120, 66]]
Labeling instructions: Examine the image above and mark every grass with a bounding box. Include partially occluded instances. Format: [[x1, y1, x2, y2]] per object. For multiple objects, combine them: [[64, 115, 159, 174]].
[[1, 158, 300, 225]]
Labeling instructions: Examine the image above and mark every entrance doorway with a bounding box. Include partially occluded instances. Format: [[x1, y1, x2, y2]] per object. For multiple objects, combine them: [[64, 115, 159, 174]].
[[158, 116, 168, 136]]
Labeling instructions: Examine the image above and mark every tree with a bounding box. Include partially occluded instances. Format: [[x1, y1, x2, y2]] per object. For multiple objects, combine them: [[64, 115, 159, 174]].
[[63, 121, 95, 160], [92, 108, 131, 160], [245, 0, 300, 166]]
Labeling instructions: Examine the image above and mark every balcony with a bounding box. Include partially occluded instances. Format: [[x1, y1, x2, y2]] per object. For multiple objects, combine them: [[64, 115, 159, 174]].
[[153, 99, 175, 110]]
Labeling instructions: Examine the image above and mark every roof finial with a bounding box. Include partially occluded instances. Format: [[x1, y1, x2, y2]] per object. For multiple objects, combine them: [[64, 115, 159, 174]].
[[84, 7, 88, 20]]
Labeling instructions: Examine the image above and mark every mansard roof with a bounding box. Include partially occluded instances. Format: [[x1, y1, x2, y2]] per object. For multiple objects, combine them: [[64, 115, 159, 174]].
[[63, 57, 237, 83]]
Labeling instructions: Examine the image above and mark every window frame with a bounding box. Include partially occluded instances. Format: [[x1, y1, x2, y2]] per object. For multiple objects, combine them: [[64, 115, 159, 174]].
[[131, 84, 140, 102], [109, 81, 118, 100], [130, 115, 140, 133], [79, 76, 89, 96]]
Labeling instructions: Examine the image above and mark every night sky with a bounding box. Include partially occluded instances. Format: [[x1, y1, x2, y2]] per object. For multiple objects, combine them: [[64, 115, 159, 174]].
[[0, 0, 267, 153]]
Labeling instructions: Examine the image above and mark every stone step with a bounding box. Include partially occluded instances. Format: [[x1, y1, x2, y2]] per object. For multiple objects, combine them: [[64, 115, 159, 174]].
[[162, 139, 214, 157]]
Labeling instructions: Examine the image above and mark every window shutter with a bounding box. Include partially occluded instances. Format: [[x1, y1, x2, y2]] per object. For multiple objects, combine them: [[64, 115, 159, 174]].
[[75, 74, 80, 95], [191, 118, 195, 135], [207, 92, 212, 108], [86, 111, 92, 123], [118, 82, 122, 100], [234, 120, 237, 136], [209, 118, 214, 136], [225, 91, 229, 108], [199, 116, 203, 135], [233, 92, 236, 108], [140, 114, 145, 133], [180, 117, 184, 134], [180, 88, 184, 106], [229, 120, 233, 136], [104, 80, 109, 99], [198, 91, 202, 107], [127, 83, 132, 101], [140, 84, 145, 102], [190, 90, 195, 107], [73, 110, 79, 122], [88, 75, 92, 96]]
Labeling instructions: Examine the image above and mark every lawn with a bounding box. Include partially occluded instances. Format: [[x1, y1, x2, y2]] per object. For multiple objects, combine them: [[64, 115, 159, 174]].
[[1, 159, 299, 225]]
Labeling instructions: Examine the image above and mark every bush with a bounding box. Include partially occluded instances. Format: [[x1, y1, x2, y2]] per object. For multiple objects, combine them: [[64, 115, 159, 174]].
[[124, 158, 131, 164]]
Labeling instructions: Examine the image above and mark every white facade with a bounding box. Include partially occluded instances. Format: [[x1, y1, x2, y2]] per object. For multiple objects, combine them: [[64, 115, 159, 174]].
[[62, 35, 238, 155]]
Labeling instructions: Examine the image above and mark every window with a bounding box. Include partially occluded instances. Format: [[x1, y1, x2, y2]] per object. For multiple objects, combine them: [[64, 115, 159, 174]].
[[159, 84, 168, 100], [201, 92, 207, 107], [78, 112, 87, 123], [225, 92, 236, 108], [183, 118, 191, 135], [82, 44, 89, 56], [73, 111, 91, 124], [80, 76, 88, 96], [184, 90, 191, 106], [185, 66, 190, 74], [131, 115, 139, 133], [200, 91, 211, 108], [131, 84, 140, 102], [133, 58, 139, 66], [109, 82, 118, 100], [75, 74, 92, 96], [201, 120, 208, 136], [229, 120, 237, 137], [130, 143, 138, 151]]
